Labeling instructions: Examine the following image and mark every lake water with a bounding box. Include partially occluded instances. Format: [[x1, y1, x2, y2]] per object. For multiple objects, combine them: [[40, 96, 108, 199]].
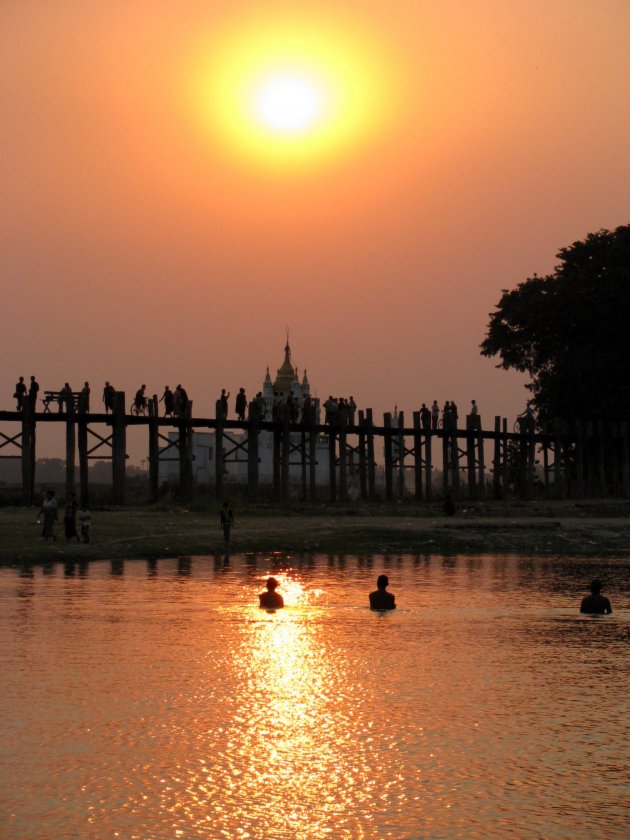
[[1, 552, 628, 839]]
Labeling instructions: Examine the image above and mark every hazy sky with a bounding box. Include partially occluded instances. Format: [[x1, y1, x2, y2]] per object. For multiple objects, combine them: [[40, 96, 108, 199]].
[[2, 1, 629, 459]]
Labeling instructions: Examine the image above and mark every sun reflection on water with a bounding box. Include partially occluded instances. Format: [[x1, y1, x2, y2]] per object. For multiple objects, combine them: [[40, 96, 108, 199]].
[[184, 572, 383, 837]]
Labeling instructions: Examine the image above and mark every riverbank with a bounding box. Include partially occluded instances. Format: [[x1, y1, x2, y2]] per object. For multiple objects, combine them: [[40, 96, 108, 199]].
[[2, 500, 630, 565]]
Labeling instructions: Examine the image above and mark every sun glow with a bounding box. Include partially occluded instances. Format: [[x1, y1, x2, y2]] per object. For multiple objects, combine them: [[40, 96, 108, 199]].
[[254, 74, 324, 134], [192, 11, 401, 169]]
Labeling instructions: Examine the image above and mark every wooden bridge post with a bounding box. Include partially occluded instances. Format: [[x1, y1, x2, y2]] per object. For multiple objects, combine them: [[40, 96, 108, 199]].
[[441, 424, 449, 496], [308, 418, 317, 501], [466, 415, 477, 499], [247, 408, 259, 503], [574, 420, 584, 499], [413, 411, 423, 501], [358, 410, 367, 500], [621, 420, 630, 497], [596, 421, 606, 497], [66, 400, 76, 500], [477, 417, 485, 499], [300, 429, 307, 501], [492, 416, 501, 498], [339, 408, 348, 502], [21, 401, 36, 505], [397, 411, 405, 500], [215, 399, 224, 502], [328, 428, 337, 502], [112, 391, 126, 504], [425, 424, 432, 500], [502, 418, 509, 497], [148, 395, 159, 503], [451, 418, 460, 500], [178, 401, 193, 502], [383, 413, 393, 501], [272, 423, 281, 501], [281, 408, 290, 503], [553, 419, 564, 498], [78, 414, 89, 507], [366, 409, 376, 500]]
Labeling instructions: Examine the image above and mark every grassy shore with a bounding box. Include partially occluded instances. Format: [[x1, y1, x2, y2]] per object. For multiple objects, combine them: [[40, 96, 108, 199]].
[[2, 499, 630, 565]]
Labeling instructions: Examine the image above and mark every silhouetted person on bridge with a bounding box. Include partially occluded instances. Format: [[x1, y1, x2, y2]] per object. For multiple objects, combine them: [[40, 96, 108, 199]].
[[259, 577, 284, 609], [420, 403, 430, 430], [29, 376, 39, 410], [235, 388, 247, 421], [218, 388, 230, 420], [79, 382, 90, 413], [369, 574, 396, 610], [14, 377, 26, 411], [580, 579, 613, 615], [160, 386, 174, 416], [103, 382, 115, 414], [431, 400, 439, 429]]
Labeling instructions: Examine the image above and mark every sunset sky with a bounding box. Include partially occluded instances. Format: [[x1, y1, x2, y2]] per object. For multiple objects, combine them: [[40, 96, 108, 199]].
[[2, 1, 629, 460]]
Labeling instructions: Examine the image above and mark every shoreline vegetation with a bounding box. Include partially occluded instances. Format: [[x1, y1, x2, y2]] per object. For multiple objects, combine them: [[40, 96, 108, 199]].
[[2, 500, 630, 565]]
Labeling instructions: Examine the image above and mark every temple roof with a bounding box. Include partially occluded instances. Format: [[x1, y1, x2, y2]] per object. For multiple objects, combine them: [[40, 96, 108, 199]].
[[273, 341, 297, 395]]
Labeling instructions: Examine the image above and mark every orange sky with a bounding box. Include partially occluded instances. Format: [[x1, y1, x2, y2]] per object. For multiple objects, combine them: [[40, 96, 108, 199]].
[[2, 1, 629, 460]]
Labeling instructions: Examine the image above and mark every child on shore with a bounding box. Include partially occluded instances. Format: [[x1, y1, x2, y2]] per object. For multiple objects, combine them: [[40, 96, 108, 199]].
[[78, 507, 92, 544]]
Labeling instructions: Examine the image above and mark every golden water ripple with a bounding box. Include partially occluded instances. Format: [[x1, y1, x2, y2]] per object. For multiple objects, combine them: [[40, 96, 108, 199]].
[[0, 554, 628, 839]]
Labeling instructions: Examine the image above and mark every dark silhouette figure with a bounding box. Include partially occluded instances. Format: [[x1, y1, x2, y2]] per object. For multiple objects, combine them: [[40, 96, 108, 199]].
[[134, 385, 147, 414], [78, 382, 90, 413], [220, 502, 234, 543], [443, 491, 456, 516], [64, 492, 79, 542], [103, 382, 115, 413], [259, 577, 285, 609], [14, 377, 27, 411], [431, 400, 439, 429], [420, 403, 431, 430], [178, 384, 189, 415], [235, 388, 247, 421], [580, 579, 613, 614], [38, 490, 58, 541], [29, 375, 39, 410], [160, 386, 174, 416], [60, 382, 72, 413], [78, 507, 91, 543], [369, 574, 396, 610], [219, 388, 230, 420]]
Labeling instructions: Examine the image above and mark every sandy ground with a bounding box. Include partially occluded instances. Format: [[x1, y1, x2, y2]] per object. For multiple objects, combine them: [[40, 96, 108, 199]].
[[2, 500, 630, 565]]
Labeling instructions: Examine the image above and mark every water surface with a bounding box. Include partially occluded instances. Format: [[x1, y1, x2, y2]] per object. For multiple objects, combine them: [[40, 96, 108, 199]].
[[1, 553, 628, 839]]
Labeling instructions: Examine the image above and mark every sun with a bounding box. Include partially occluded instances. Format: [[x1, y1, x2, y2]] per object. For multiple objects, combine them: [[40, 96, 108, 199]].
[[254, 74, 324, 134], [191, 11, 401, 169]]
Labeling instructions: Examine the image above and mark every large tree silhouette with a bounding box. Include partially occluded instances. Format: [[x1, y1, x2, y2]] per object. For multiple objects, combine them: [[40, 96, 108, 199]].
[[481, 225, 630, 424]]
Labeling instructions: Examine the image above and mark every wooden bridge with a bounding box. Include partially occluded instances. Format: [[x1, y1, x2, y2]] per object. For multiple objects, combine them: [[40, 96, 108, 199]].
[[2, 393, 629, 505]]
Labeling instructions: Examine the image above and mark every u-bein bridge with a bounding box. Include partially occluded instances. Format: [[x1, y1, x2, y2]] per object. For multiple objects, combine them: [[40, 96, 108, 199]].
[[2, 393, 630, 506]]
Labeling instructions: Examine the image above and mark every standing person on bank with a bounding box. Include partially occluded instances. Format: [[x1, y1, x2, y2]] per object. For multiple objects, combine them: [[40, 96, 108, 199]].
[[220, 502, 234, 544], [64, 492, 79, 542], [38, 490, 58, 542]]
